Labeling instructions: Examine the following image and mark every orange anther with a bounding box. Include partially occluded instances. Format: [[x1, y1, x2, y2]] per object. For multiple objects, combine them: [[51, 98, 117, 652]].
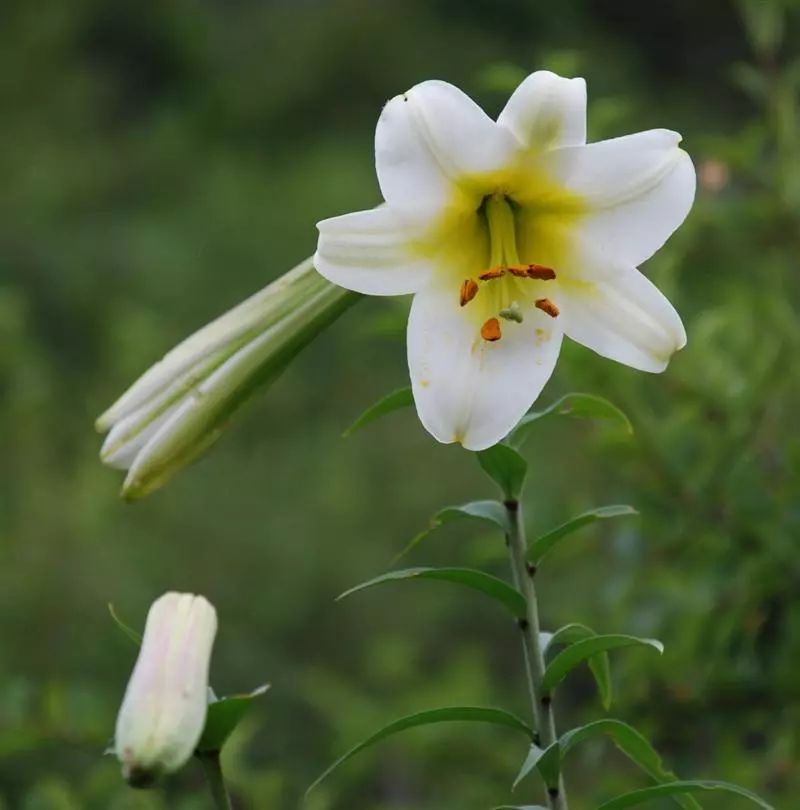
[[526, 264, 556, 280], [459, 278, 479, 307], [478, 267, 505, 281], [534, 297, 560, 318], [507, 265, 531, 278], [480, 317, 502, 341]]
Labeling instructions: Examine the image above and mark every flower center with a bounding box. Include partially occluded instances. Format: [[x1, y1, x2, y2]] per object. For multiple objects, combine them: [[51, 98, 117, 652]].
[[459, 193, 559, 341]]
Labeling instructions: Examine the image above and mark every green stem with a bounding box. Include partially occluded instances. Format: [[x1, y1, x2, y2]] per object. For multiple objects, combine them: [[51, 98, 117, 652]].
[[505, 498, 568, 810], [198, 751, 233, 810]]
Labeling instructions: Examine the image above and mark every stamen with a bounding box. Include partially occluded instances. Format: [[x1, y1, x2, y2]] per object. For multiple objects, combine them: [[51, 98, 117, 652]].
[[535, 298, 560, 318], [480, 317, 502, 341], [459, 278, 479, 307], [507, 265, 530, 278], [525, 264, 557, 280], [479, 267, 505, 281]]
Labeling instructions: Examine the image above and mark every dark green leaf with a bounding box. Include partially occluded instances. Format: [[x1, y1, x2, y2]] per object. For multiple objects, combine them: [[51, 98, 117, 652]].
[[542, 635, 663, 695], [337, 567, 526, 619], [529, 505, 638, 565], [395, 500, 509, 560], [196, 685, 270, 753], [529, 720, 701, 809], [307, 707, 533, 794], [597, 780, 774, 810], [108, 603, 142, 646], [342, 387, 413, 437], [477, 444, 528, 499], [512, 743, 546, 790], [510, 393, 633, 448], [544, 623, 612, 710]]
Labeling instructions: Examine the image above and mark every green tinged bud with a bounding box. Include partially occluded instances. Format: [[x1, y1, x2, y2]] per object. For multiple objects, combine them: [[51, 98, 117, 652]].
[[97, 257, 359, 500]]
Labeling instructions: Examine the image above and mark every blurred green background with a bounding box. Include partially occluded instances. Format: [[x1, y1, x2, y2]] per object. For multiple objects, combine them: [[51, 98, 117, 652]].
[[1, 0, 799, 807]]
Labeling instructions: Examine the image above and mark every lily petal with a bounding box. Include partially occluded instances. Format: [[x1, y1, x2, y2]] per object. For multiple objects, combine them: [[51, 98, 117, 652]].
[[559, 267, 686, 372], [315, 206, 433, 295], [375, 80, 519, 220], [498, 70, 587, 150], [545, 129, 696, 267], [408, 280, 563, 451]]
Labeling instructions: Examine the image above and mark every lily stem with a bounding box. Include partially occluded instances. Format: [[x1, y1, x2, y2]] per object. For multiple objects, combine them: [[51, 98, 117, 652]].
[[505, 498, 568, 810], [198, 751, 233, 810]]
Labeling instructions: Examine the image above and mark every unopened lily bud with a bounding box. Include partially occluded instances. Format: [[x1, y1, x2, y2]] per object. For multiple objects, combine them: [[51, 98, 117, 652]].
[[115, 592, 218, 787], [96, 257, 359, 500]]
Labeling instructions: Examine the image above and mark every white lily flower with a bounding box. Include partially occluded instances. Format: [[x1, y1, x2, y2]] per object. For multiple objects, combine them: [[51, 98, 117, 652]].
[[115, 592, 217, 787], [97, 258, 357, 500], [314, 71, 695, 450]]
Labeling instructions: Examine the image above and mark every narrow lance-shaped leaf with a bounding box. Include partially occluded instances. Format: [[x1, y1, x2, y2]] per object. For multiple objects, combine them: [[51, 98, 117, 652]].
[[512, 743, 547, 790], [396, 500, 509, 560], [528, 720, 701, 810], [597, 780, 774, 810], [337, 567, 527, 619], [307, 707, 533, 794], [343, 387, 413, 437], [542, 635, 663, 696], [529, 505, 638, 565], [509, 393, 633, 449], [477, 444, 528, 499], [544, 623, 612, 710], [196, 685, 270, 753]]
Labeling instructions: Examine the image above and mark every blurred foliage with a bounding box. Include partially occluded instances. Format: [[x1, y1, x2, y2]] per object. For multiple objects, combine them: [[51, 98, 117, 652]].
[[1, 0, 799, 808]]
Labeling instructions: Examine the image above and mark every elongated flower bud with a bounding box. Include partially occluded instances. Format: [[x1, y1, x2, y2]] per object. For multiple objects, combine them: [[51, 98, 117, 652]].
[[115, 593, 218, 787], [96, 257, 359, 500]]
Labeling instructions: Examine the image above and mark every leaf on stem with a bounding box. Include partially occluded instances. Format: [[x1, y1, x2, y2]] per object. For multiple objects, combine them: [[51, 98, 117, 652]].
[[529, 505, 638, 565], [477, 444, 528, 499], [509, 393, 633, 449], [522, 719, 701, 809], [108, 603, 143, 646], [337, 567, 527, 619], [196, 684, 270, 753], [396, 500, 509, 560], [342, 387, 413, 437], [307, 707, 533, 794], [597, 779, 774, 810], [543, 623, 612, 710], [541, 635, 663, 696]]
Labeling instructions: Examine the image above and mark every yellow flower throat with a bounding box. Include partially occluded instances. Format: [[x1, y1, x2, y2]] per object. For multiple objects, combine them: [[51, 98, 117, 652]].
[[461, 193, 559, 342]]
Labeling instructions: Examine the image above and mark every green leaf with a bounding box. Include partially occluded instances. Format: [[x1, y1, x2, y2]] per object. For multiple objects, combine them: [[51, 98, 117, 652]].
[[396, 500, 509, 560], [529, 505, 638, 565], [544, 623, 612, 710], [108, 603, 142, 646], [337, 567, 526, 619], [196, 685, 270, 753], [342, 387, 413, 437], [597, 780, 774, 810], [477, 444, 528, 499], [510, 393, 633, 448], [542, 635, 663, 696], [512, 743, 546, 790], [307, 706, 533, 794], [529, 720, 701, 809]]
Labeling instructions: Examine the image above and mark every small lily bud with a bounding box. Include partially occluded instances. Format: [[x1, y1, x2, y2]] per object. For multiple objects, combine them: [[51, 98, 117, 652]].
[[115, 592, 218, 787], [96, 257, 359, 500]]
